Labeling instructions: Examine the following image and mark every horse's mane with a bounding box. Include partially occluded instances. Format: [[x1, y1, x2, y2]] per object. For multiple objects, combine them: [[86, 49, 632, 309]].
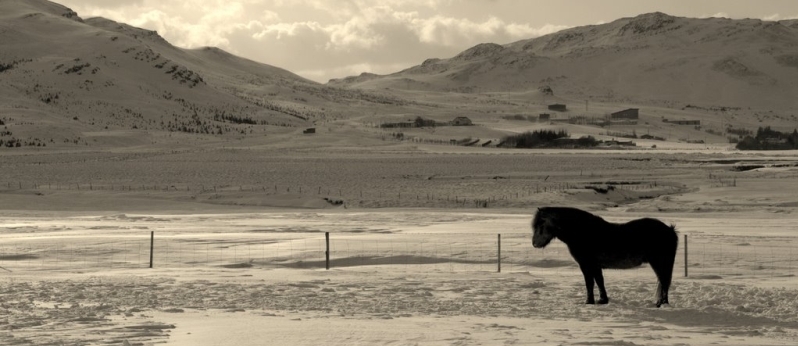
[[537, 207, 607, 225]]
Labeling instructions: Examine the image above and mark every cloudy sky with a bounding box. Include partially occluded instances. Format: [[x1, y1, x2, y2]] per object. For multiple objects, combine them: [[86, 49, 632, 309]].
[[58, 0, 798, 83]]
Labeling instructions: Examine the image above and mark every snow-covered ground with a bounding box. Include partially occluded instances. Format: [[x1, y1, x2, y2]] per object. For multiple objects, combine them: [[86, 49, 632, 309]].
[[2, 210, 798, 345]]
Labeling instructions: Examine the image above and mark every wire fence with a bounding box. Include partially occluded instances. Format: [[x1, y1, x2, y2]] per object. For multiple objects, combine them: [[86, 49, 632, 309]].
[[1, 233, 796, 279]]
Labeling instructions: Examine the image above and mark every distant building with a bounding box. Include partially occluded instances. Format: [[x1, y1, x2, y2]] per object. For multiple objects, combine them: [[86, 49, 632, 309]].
[[303, 128, 316, 134], [610, 108, 639, 120], [548, 104, 567, 112], [538, 113, 551, 122], [450, 116, 473, 126]]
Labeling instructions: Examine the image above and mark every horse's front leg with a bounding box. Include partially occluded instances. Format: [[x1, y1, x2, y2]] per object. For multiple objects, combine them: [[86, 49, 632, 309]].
[[579, 265, 596, 304], [593, 267, 609, 304]]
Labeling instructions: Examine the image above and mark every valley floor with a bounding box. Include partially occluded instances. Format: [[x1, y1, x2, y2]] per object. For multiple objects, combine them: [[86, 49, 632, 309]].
[[1, 148, 798, 345]]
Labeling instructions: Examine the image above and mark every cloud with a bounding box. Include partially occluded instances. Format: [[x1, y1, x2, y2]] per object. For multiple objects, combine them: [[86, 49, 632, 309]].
[[761, 13, 798, 21], [68, 1, 250, 48], [413, 16, 569, 46], [697, 12, 730, 19], [296, 62, 413, 81], [59, 0, 569, 82], [64, 0, 144, 8], [252, 21, 326, 41], [261, 10, 280, 22], [252, 7, 567, 50], [697, 12, 798, 21]]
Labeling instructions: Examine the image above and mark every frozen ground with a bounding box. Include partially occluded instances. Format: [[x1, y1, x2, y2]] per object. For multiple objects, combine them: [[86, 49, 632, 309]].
[[2, 209, 798, 345], [2, 148, 797, 345]]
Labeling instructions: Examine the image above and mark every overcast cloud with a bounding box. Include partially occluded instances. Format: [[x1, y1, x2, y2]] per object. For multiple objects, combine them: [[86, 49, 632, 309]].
[[57, 0, 798, 83]]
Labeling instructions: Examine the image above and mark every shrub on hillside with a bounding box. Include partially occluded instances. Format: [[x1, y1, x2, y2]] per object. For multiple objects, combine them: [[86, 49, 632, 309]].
[[640, 134, 666, 141], [736, 126, 798, 150], [576, 135, 599, 147], [499, 129, 569, 148]]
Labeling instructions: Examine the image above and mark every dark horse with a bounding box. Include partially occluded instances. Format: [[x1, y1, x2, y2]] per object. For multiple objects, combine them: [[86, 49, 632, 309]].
[[531, 207, 678, 307]]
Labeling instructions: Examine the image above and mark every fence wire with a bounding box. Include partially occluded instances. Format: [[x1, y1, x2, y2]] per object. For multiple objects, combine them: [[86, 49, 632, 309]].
[[1, 233, 796, 279]]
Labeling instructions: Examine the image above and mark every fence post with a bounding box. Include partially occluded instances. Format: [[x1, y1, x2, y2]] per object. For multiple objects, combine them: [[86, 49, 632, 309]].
[[325, 232, 330, 270], [150, 231, 154, 269], [684, 234, 688, 277], [497, 234, 501, 273]]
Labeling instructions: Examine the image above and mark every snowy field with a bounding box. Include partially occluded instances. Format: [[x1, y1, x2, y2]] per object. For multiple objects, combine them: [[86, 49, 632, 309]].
[[2, 149, 798, 345], [2, 209, 798, 345]]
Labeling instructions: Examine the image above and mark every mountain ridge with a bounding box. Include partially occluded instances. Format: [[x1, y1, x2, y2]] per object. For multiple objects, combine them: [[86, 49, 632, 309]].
[[329, 12, 798, 110]]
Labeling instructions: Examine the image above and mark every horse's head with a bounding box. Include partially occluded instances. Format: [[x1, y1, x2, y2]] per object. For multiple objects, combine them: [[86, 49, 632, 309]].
[[531, 207, 557, 248]]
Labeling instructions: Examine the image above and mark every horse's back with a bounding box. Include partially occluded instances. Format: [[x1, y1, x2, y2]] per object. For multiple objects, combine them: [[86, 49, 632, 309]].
[[619, 218, 678, 258], [594, 217, 677, 269], [621, 218, 676, 239]]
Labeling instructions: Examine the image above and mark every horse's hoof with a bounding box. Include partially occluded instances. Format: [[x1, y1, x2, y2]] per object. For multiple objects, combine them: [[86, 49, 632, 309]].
[[598, 297, 609, 304], [585, 300, 595, 305]]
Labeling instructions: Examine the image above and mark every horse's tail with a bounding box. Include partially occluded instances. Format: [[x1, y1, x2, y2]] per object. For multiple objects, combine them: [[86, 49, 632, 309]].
[[653, 222, 678, 301], [670, 224, 679, 251], [656, 223, 679, 304]]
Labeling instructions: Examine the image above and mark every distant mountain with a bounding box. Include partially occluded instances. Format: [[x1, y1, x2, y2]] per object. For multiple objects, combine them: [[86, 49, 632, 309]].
[[330, 12, 798, 110], [0, 0, 412, 148]]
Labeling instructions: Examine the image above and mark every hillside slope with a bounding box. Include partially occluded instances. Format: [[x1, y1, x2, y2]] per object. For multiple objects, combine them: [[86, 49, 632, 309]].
[[0, 0, 415, 149], [330, 12, 798, 110]]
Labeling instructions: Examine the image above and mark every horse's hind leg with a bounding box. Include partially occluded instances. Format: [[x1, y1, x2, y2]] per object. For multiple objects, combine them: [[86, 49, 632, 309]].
[[658, 263, 673, 307], [651, 259, 674, 307]]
